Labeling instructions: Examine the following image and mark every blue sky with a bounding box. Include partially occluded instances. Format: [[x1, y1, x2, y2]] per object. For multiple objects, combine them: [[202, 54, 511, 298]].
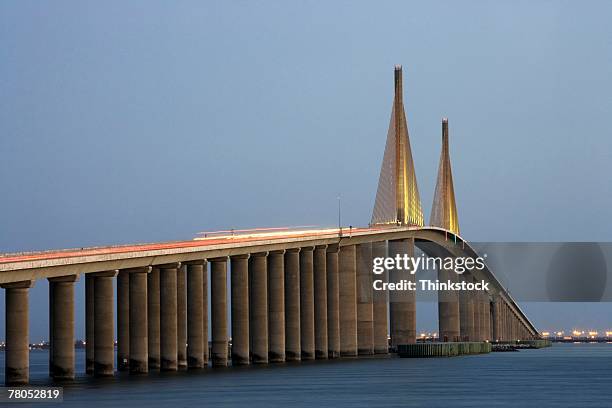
[[1, 1, 611, 339]]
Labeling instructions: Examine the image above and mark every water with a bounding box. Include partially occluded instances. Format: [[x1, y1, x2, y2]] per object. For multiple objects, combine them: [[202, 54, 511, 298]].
[[1, 344, 611, 407]]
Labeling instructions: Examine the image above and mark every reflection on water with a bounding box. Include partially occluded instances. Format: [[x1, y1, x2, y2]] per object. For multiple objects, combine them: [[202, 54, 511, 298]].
[[1, 344, 611, 407]]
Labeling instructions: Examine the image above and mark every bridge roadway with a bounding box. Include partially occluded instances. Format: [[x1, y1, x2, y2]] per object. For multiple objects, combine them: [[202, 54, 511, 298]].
[[0, 225, 539, 385]]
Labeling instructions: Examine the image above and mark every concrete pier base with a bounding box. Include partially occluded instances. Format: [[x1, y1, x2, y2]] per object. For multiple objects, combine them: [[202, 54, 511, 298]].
[[49, 275, 77, 380], [458, 273, 474, 341], [177, 265, 187, 368], [372, 241, 389, 354], [268, 250, 285, 362], [284, 248, 301, 361], [250, 252, 269, 363], [313, 245, 328, 359], [93, 271, 117, 376], [85, 274, 95, 374], [117, 270, 130, 371], [3, 281, 34, 385], [326, 245, 340, 358], [356, 243, 374, 355], [147, 267, 161, 369], [299, 247, 315, 360], [389, 239, 416, 347], [211, 257, 228, 367], [160, 264, 178, 371], [128, 267, 149, 374], [231, 255, 250, 365], [339, 244, 357, 357], [186, 261, 206, 369], [438, 267, 460, 342]]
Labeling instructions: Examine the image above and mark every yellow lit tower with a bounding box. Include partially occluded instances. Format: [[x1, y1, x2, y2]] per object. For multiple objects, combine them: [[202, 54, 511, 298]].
[[430, 118, 459, 234], [371, 65, 424, 226]]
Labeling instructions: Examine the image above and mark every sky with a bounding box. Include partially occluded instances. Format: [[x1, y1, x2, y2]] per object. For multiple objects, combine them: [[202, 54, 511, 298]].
[[1, 1, 611, 340]]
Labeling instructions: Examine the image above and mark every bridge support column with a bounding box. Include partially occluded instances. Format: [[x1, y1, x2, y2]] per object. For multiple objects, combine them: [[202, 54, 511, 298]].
[[357, 243, 374, 355], [211, 257, 228, 366], [458, 273, 474, 341], [501, 302, 508, 341], [85, 274, 95, 374], [128, 267, 149, 374], [268, 250, 285, 362], [339, 244, 357, 356], [49, 275, 77, 380], [160, 264, 178, 371], [117, 270, 130, 371], [472, 277, 483, 342], [250, 252, 269, 364], [438, 266, 460, 342], [372, 241, 389, 354], [186, 261, 206, 368], [389, 239, 416, 347], [314, 245, 328, 359], [231, 255, 249, 365], [177, 265, 187, 368], [479, 293, 487, 341], [299, 247, 315, 360], [326, 245, 340, 358], [93, 271, 117, 376], [491, 297, 500, 342], [3, 280, 33, 385], [147, 267, 161, 369], [483, 295, 491, 341], [284, 248, 301, 361]]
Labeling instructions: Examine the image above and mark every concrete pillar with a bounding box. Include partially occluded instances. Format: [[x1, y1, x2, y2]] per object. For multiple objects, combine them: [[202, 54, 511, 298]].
[[326, 245, 340, 358], [85, 274, 95, 374], [202, 262, 209, 365], [2, 281, 33, 385], [438, 267, 460, 342], [284, 248, 301, 361], [483, 293, 490, 341], [211, 257, 228, 366], [49, 280, 53, 377], [499, 302, 505, 341], [339, 244, 357, 356], [117, 270, 130, 371], [472, 276, 482, 342], [231, 255, 250, 365], [128, 267, 149, 373], [159, 264, 178, 371], [186, 261, 206, 369], [491, 298, 500, 342], [372, 241, 388, 354], [356, 242, 374, 355], [268, 250, 285, 362], [93, 271, 117, 376], [49, 275, 77, 380], [147, 267, 161, 369], [389, 239, 416, 346], [313, 245, 328, 359], [177, 265, 187, 368], [458, 273, 474, 341], [483, 296, 491, 341], [250, 252, 269, 363], [299, 247, 315, 360]]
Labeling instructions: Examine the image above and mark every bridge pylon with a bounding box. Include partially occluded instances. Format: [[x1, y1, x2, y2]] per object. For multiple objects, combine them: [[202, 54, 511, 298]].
[[371, 65, 424, 227], [430, 118, 459, 234]]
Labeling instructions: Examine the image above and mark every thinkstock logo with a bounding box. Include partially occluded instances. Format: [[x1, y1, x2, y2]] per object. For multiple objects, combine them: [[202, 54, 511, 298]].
[[372, 253, 487, 275]]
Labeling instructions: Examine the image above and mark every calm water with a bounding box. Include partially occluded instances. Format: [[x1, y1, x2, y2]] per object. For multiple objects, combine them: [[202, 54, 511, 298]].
[[1, 344, 611, 407]]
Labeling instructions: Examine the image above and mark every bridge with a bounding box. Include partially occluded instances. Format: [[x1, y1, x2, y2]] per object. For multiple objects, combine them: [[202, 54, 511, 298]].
[[0, 65, 541, 385]]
